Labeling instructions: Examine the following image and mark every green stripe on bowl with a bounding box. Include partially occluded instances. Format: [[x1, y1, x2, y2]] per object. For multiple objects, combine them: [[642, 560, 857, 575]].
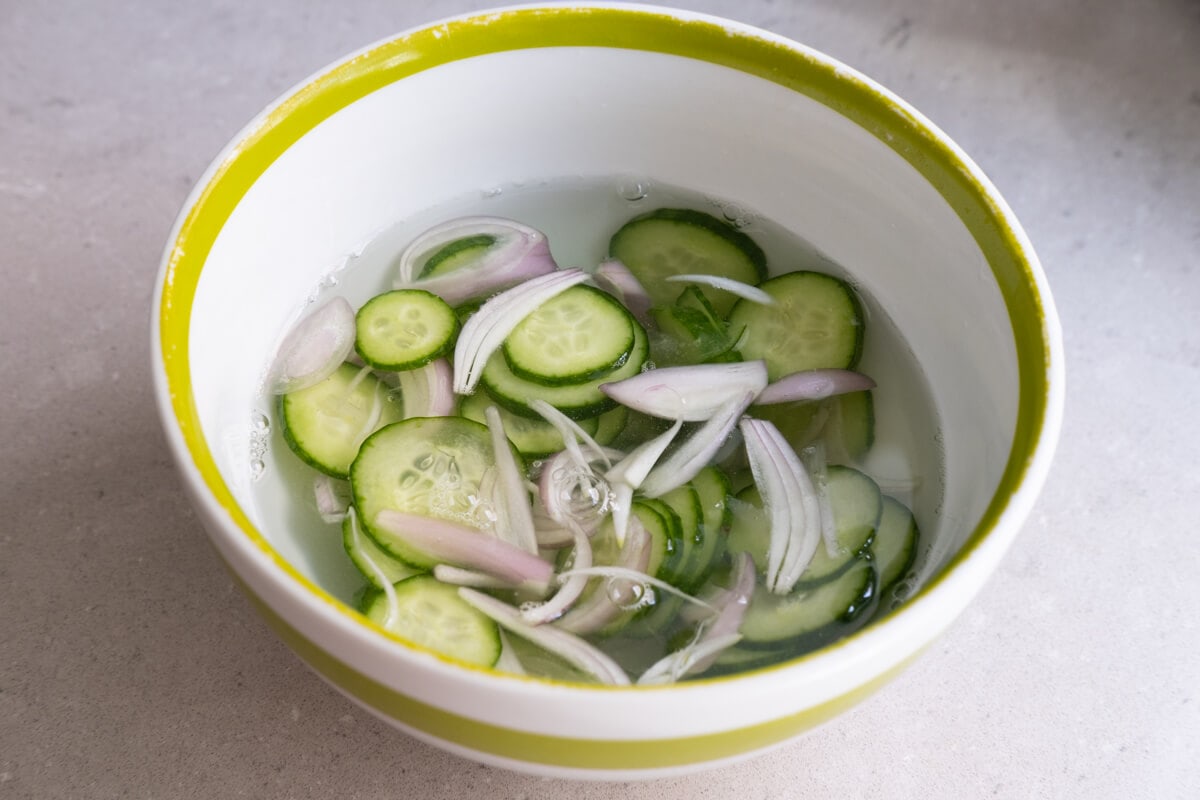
[[240, 575, 920, 770], [159, 4, 1053, 765]]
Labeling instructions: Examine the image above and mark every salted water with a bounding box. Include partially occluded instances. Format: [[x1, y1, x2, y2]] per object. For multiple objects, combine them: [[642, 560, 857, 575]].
[[254, 175, 945, 663]]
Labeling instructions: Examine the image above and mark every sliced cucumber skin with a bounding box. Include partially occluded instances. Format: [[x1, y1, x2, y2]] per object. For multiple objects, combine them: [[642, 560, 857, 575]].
[[360, 575, 501, 667], [609, 207, 768, 317], [353, 289, 459, 371], [739, 558, 878, 648], [658, 485, 705, 591], [502, 285, 636, 386], [481, 317, 649, 420], [873, 495, 920, 595], [419, 234, 496, 278], [684, 466, 732, 590], [350, 416, 513, 569], [279, 363, 402, 479], [728, 270, 865, 381]]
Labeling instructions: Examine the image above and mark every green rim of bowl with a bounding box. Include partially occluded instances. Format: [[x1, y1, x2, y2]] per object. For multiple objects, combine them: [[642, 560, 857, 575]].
[[157, 5, 1052, 770]]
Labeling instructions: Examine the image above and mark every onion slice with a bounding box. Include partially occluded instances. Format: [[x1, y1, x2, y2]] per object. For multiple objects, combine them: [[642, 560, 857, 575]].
[[453, 269, 589, 394], [555, 518, 653, 635], [637, 633, 743, 686], [600, 361, 768, 421], [346, 508, 399, 627], [313, 475, 350, 523], [529, 399, 611, 470], [397, 358, 456, 418], [755, 369, 876, 405], [592, 259, 652, 324], [522, 525, 592, 625], [664, 273, 775, 306], [740, 418, 822, 594], [640, 391, 755, 498], [458, 588, 631, 685], [373, 510, 553, 595], [267, 296, 356, 394], [604, 419, 681, 543], [484, 406, 539, 554], [432, 565, 521, 590], [393, 216, 559, 305], [687, 552, 756, 673]]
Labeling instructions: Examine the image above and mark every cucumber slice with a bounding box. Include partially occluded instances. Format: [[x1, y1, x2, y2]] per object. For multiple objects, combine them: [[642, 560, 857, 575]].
[[658, 485, 705, 591], [873, 495, 920, 595], [342, 512, 420, 589], [739, 558, 877, 647], [350, 416, 511, 568], [631, 498, 686, 584], [419, 234, 496, 278], [686, 465, 732, 586], [726, 465, 882, 586], [609, 208, 768, 316], [728, 271, 864, 381], [360, 575, 501, 667], [751, 390, 875, 461], [459, 390, 598, 459], [826, 390, 875, 463], [279, 363, 403, 479], [591, 404, 629, 447], [481, 317, 649, 420], [502, 285, 635, 385], [354, 289, 458, 370]]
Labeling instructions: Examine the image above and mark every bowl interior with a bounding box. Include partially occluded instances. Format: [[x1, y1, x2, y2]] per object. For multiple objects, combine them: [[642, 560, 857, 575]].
[[168, 7, 1048, 664]]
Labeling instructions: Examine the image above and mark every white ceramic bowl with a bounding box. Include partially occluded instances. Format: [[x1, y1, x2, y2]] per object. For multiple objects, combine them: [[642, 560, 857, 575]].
[[152, 3, 1063, 779]]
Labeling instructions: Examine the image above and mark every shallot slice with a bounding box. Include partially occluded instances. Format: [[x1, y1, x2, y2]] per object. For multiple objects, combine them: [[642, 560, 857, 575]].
[[687, 552, 756, 673], [592, 259, 652, 324], [522, 525, 592, 625], [604, 419, 681, 543], [268, 296, 356, 394], [637, 634, 743, 686], [373, 511, 553, 595], [458, 588, 631, 685], [664, 273, 775, 306], [555, 518, 653, 635], [639, 391, 756, 498], [740, 418, 822, 595], [346, 508, 399, 627], [529, 399, 611, 470], [755, 369, 876, 405], [313, 475, 350, 523], [453, 269, 589, 394], [393, 216, 559, 305], [432, 565, 520, 590], [397, 358, 456, 418], [484, 406, 539, 554], [600, 361, 768, 421]]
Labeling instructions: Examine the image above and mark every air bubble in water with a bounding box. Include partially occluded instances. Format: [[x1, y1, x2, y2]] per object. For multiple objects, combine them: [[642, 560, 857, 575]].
[[250, 459, 266, 481], [617, 177, 650, 202], [253, 413, 270, 433], [481, 186, 503, 199], [721, 203, 753, 229]]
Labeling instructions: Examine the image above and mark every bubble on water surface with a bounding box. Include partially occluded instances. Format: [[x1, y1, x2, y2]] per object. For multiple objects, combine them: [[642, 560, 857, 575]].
[[617, 177, 651, 202]]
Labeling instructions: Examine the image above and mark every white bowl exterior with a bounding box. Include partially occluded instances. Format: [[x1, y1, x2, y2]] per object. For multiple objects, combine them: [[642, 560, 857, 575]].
[[157, 5, 1063, 776]]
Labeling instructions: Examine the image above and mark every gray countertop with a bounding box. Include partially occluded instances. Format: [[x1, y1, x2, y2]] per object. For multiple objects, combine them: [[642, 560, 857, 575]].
[[2, 1, 1197, 797]]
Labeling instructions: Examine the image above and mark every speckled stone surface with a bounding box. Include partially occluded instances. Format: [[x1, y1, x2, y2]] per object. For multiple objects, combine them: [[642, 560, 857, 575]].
[[2, 1, 1198, 797]]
